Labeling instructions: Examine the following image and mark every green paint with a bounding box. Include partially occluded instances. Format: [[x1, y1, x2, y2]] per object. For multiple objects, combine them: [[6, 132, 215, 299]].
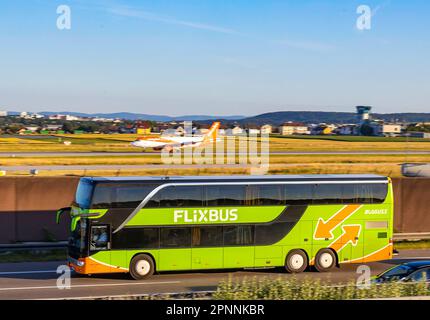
[[127, 206, 285, 226], [72, 181, 394, 273]]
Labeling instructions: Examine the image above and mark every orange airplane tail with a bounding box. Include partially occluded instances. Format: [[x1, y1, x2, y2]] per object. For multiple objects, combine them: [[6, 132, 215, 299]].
[[203, 122, 220, 143]]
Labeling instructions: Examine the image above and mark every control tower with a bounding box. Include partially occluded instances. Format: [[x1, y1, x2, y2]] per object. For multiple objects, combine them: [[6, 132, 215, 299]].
[[356, 106, 372, 123]]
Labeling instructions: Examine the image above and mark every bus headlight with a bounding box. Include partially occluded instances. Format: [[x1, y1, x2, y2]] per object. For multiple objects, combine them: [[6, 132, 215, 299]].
[[77, 260, 85, 267]]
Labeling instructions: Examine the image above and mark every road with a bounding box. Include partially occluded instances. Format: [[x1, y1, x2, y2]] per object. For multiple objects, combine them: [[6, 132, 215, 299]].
[[0, 151, 429, 157], [0, 249, 428, 300]]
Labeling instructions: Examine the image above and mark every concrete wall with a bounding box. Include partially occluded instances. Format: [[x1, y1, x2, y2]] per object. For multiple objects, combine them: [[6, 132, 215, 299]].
[[392, 177, 430, 233], [0, 177, 79, 243], [0, 176, 428, 244]]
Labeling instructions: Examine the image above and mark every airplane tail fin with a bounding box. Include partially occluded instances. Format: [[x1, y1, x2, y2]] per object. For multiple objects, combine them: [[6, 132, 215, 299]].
[[203, 122, 220, 143]]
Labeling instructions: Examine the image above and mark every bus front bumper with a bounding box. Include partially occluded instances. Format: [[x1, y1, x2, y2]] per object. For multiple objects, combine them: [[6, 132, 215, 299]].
[[68, 256, 128, 275]]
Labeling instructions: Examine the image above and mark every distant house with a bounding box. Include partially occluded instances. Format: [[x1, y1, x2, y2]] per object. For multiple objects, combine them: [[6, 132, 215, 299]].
[[231, 125, 244, 135], [373, 123, 402, 137], [136, 127, 151, 135], [0, 111, 7, 117], [311, 124, 336, 135], [246, 125, 261, 135], [279, 122, 309, 135], [162, 126, 186, 136], [260, 124, 273, 134], [195, 123, 211, 135], [44, 124, 63, 132], [195, 128, 210, 135], [136, 121, 152, 135], [162, 128, 177, 136], [24, 126, 39, 133], [336, 124, 358, 135], [119, 124, 136, 134], [175, 126, 185, 135]]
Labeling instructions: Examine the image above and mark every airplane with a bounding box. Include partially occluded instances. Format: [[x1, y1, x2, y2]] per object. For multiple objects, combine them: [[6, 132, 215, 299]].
[[131, 122, 221, 152]]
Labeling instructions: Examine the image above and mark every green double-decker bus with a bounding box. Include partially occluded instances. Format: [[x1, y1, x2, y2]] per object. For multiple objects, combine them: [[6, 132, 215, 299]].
[[58, 174, 394, 279]]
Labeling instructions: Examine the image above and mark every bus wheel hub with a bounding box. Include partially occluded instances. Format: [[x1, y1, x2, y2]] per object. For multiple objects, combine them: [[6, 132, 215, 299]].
[[319, 253, 333, 268], [136, 260, 151, 275], [291, 254, 304, 269]]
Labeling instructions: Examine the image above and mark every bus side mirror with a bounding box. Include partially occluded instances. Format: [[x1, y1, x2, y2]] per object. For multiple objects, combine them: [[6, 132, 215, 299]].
[[56, 207, 71, 224]]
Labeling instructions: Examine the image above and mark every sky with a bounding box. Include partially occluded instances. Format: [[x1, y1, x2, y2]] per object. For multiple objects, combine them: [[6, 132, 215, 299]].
[[0, 0, 429, 116]]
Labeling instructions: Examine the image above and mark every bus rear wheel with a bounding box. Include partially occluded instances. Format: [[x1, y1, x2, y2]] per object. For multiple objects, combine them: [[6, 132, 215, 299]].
[[285, 249, 308, 273], [314, 249, 336, 272], [130, 254, 155, 280]]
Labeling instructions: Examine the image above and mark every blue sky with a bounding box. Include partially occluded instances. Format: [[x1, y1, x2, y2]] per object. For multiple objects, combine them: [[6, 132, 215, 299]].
[[0, 0, 429, 116]]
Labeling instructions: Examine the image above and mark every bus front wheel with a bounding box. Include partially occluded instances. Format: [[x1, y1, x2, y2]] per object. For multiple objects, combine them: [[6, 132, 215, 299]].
[[314, 249, 337, 272], [129, 254, 155, 280], [285, 249, 308, 273]]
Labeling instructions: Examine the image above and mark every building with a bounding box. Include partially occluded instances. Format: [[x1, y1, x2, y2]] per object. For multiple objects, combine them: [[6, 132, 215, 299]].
[[0, 111, 7, 117], [43, 125, 63, 132], [407, 132, 430, 139], [279, 122, 309, 135], [136, 121, 152, 135], [260, 124, 273, 134], [48, 114, 81, 121], [356, 106, 372, 123], [246, 125, 261, 135], [335, 124, 358, 135], [231, 125, 244, 135], [311, 124, 335, 135], [373, 123, 402, 137]]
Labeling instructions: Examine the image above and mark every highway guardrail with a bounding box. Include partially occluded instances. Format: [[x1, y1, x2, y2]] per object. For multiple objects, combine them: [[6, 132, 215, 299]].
[[393, 233, 430, 241], [0, 241, 67, 251]]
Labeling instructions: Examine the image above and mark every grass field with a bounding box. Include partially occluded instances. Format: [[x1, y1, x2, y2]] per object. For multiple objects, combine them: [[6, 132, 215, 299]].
[[0, 134, 429, 152], [0, 133, 428, 177]]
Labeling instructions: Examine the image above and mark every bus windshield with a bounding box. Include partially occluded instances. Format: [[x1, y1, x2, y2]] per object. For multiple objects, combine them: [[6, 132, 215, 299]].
[[75, 180, 95, 209]]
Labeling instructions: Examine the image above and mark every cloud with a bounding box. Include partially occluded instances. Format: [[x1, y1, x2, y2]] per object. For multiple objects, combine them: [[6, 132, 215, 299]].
[[107, 5, 240, 35]]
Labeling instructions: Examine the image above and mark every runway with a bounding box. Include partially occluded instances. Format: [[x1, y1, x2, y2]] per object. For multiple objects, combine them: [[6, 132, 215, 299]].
[[0, 151, 429, 157], [0, 249, 428, 300]]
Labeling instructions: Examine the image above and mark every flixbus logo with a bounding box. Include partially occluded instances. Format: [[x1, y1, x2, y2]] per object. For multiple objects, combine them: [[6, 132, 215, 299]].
[[173, 209, 238, 223]]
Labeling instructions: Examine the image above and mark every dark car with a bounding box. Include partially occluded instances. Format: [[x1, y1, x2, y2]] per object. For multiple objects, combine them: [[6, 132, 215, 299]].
[[373, 261, 430, 283]]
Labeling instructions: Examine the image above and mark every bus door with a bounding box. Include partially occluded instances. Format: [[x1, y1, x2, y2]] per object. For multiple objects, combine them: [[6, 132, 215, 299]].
[[191, 227, 223, 270], [89, 224, 113, 270]]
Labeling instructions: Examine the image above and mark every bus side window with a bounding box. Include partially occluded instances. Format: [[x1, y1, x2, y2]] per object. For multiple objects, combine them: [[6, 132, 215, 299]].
[[223, 225, 255, 246], [205, 185, 246, 206], [160, 227, 191, 248], [192, 227, 223, 247], [252, 185, 284, 206]]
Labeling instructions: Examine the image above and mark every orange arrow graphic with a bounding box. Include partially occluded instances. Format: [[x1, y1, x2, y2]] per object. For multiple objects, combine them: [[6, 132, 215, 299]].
[[329, 225, 361, 252], [314, 204, 361, 240]]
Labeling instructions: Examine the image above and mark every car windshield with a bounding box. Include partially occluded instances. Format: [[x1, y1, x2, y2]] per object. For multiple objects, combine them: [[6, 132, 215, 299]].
[[379, 265, 415, 281]]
